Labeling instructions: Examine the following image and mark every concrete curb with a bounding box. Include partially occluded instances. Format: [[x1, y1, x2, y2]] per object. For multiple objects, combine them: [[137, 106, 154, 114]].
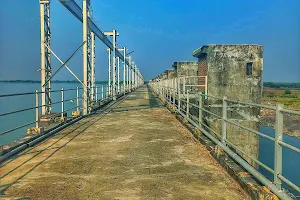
[[165, 104, 279, 200]]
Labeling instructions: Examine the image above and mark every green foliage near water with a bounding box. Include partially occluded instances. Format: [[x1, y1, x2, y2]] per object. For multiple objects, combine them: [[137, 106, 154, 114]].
[[265, 93, 298, 98], [263, 82, 300, 89], [284, 89, 292, 94]]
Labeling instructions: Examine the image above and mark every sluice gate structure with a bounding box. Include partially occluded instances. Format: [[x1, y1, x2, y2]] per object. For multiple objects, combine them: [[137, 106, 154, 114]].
[[0, 1, 299, 200]]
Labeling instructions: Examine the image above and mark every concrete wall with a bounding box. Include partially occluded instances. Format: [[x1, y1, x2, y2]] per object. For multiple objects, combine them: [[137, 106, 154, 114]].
[[165, 70, 176, 79], [172, 62, 199, 77], [193, 44, 264, 166]]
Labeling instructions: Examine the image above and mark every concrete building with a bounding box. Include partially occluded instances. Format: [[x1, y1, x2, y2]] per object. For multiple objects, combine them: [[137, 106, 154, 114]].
[[172, 61, 205, 92], [172, 61, 199, 77], [165, 69, 176, 79], [193, 44, 264, 166]]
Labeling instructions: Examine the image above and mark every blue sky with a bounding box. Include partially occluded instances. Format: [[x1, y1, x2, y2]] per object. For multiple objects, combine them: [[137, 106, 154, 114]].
[[0, 0, 299, 82]]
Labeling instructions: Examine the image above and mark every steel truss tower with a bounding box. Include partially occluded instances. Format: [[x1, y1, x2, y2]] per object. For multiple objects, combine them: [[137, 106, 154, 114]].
[[82, 0, 92, 114], [40, 0, 51, 115], [91, 32, 96, 102]]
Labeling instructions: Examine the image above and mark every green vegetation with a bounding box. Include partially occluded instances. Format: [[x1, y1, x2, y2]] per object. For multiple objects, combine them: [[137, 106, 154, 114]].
[[284, 89, 291, 94], [263, 90, 300, 110], [265, 93, 298, 98], [263, 82, 300, 89]]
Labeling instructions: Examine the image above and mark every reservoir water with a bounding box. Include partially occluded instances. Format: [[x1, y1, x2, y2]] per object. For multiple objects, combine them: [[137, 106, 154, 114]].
[[0, 82, 108, 145], [0, 82, 299, 196]]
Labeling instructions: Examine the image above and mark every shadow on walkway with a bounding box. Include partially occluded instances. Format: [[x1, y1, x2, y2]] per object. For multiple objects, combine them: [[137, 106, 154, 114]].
[[147, 85, 162, 108], [0, 99, 125, 195]]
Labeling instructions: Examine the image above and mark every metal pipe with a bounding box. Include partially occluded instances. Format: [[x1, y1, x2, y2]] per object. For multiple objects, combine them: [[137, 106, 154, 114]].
[[61, 88, 64, 118], [177, 109, 293, 200], [199, 92, 202, 128], [274, 103, 283, 188], [36, 90, 39, 128], [0, 121, 36, 136], [117, 57, 120, 94], [82, 0, 89, 115], [222, 96, 227, 144], [112, 30, 117, 100], [123, 47, 126, 95], [76, 87, 79, 112], [95, 86, 98, 101], [108, 49, 111, 96], [91, 31, 96, 102], [186, 90, 189, 117]]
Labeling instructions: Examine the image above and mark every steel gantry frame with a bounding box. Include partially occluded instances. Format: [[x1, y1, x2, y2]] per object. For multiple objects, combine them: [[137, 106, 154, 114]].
[[90, 32, 96, 102], [40, 0, 52, 115], [82, 0, 92, 114], [104, 30, 119, 100], [37, 0, 146, 115]]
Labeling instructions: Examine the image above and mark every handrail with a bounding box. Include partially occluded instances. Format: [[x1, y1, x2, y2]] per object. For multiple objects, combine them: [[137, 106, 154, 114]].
[[149, 76, 299, 199], [0, 85, 113, 139]]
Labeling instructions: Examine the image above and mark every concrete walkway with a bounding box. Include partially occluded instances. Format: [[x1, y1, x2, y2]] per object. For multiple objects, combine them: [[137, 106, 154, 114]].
[[0, 86, 249, 200]]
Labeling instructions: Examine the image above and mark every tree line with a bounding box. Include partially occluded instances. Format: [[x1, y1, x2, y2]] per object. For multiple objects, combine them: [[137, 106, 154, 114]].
[[263, 82, 300, 89]]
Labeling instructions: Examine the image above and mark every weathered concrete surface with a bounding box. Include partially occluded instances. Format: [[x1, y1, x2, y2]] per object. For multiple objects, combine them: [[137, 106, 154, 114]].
[[0, 86, 249, 200], [172, 61, 199, 77], [193, 44, 264, 166]]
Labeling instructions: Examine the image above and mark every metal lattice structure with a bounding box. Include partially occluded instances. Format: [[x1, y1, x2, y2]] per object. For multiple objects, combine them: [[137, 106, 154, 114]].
[[40, 0, 52, 115], [91, 32, 96, 102], [38, 0, 145, 115]]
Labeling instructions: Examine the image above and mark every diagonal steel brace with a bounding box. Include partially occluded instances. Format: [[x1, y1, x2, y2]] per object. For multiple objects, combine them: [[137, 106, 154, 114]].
[[43, 41, 86, 87]]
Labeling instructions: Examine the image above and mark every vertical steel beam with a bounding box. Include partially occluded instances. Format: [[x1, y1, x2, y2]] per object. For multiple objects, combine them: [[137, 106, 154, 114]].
[[123, 47, 126, 94], [112, 30, 117, 100], [35, 90, 39, 128], [131, 62, 134, 91], [117, 56, 120, 94], [274, 103, 283, 188], [135, 66, 138, 89], [40, 0, 51, 115], [82, 0, 92, 115], [128, 56, 131, 91], [108, 49, 111, 96], [91, 32, 96, 102], [127, 57, 129, 92]]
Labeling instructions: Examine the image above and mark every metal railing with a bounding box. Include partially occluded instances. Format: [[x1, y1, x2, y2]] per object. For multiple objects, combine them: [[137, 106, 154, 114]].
[[0, 85, 120, 147], [149, 76, 300, 200]]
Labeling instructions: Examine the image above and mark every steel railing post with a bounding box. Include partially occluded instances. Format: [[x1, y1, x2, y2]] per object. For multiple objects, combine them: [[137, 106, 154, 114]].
[[169, 80, 171, 103], [173, 79, 175, 106], [107, 85, 109, 98], [35, 90, 39, 128], [178, 78, 181, 112], [95, 86, 98, 102], [274, 103, 283, 189], [76, 87, 79, 112], [205, 75, 208, 99], [61, 88, 64, 118], [183, 77, 186, 97], [199, 92, 203, 128], [101, 85, 104, 100], [186, 90, 189, 117], [222, 96, 227, 144]]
